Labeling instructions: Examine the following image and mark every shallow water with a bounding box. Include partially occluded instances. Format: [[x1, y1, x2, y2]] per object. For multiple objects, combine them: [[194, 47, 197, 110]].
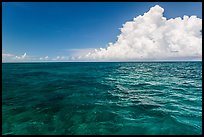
[[2, 62, 202, 135]]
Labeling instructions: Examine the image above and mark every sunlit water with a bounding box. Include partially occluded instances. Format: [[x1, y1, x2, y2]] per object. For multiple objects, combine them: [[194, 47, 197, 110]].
[[2, 62, 202, 135]]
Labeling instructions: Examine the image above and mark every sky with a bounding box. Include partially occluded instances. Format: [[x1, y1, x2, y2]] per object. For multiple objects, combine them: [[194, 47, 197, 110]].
[[2, 2, 202, 62]]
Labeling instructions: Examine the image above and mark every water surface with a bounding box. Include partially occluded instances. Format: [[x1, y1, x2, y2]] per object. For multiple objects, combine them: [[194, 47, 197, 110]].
[[2, 62, 202, 135]]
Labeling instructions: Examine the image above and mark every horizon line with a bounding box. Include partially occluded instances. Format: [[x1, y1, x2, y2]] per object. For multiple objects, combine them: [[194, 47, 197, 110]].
[[2, 60, 202, 63]]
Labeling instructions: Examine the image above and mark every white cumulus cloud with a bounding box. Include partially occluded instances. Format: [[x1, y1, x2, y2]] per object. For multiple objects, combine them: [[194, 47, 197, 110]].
[[52, 56, 67, 61], [15, 53, 27, 59], [40, 56, 49, 60], [2, 51, 29, 62], [83, 5, 202, 61]]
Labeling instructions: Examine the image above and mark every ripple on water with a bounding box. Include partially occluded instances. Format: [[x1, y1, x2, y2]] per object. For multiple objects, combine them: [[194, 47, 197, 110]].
[[2, 62, 202, 135]]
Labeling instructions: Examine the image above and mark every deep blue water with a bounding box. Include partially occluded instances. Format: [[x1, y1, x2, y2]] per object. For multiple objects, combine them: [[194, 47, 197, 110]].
[[2, 62, 202, 135]]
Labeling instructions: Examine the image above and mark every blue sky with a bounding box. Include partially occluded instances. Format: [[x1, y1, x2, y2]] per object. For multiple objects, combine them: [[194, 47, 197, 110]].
[[2, 2, 202, 62]]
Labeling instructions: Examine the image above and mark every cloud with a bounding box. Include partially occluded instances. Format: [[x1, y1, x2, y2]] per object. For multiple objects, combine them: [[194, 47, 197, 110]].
[[39, 56, 70, 61], [2, 53, 14, 57], [22, 53, 27, 58], [2, 52, 28, 62], [15, 52, 27, 59], [39, 56, 49, 60], [66, 48, 96, 56], [83, 5, 202, 61], [45, 56, 49, 59], [52, 56, 67, 61]]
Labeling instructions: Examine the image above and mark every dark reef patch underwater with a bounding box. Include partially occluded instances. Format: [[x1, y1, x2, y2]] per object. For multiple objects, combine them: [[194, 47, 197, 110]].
[[2, 62, 202, 135]]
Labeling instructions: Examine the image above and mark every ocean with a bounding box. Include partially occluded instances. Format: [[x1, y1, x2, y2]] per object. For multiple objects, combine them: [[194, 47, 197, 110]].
[[2, 62, 202, 135]]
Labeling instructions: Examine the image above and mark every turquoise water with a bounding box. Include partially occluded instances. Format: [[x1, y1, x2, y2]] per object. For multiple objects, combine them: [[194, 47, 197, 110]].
[[2, 62, 202, 135]]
